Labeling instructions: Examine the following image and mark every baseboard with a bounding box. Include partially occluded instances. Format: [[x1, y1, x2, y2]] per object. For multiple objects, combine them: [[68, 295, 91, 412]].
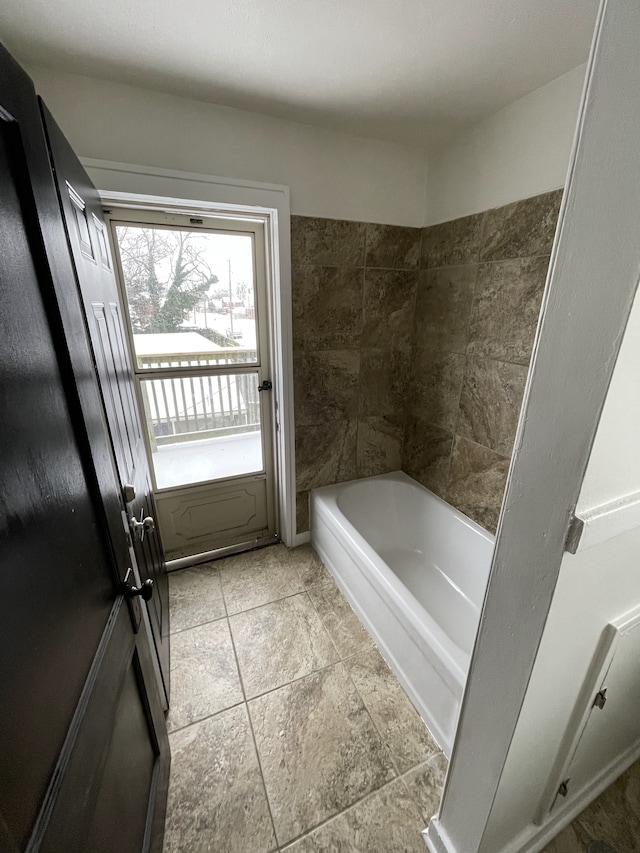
[[292, 531, 310, 547], [423, 817, 457, 853], [493, 740, 640, 853], [421, 742, 640, 853]]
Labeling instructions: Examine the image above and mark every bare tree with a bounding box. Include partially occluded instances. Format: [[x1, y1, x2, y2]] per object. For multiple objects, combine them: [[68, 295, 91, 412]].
[[116, 227, 219, 333]]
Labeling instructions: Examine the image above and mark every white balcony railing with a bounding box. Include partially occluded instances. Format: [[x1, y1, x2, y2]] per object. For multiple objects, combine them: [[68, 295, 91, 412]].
[[138, 348, 261, 447]]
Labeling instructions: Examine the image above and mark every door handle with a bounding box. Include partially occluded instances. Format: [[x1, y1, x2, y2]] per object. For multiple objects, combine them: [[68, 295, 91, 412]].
[[258, 379, 273, 392], [124, 570, 154, 602], [130, 510, 156, 541]]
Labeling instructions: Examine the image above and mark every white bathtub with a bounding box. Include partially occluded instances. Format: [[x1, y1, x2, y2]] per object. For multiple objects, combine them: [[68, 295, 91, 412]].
[[310, 470, 494, 756]]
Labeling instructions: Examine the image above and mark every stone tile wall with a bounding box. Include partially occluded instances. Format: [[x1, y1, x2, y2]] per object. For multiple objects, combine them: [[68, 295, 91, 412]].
[[291, 216, 421, 532], [402, 190, 563, 532], [291, 190, 562, 535]]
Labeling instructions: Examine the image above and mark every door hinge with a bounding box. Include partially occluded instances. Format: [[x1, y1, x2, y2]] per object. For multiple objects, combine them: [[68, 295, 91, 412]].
[[593, 688, 607, 709], [557, 779, 570, 798]]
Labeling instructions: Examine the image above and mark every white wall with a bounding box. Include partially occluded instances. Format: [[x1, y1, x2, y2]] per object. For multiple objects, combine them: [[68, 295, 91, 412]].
[[577, 288, 640, 512], [27, 65, 428, 227], [480, 524, 640, 852], [425, 64, 587, 225]]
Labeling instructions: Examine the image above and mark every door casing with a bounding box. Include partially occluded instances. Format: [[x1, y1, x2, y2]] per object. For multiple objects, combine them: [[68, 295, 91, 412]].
[[104, 204, 279, 563]]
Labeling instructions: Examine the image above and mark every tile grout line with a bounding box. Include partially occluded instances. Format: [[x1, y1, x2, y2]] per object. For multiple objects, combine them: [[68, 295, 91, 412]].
[[238, 630, 373, 706], [278, 765, 428, 851], [166, 698, 246, 737], [342, 656, 403, 782], [342, 652, 445, 789], [226, 608, 282, 851], [167, 547, 437, 851], [226, 585, 309, 619], [444, 251, 482, 503], [216, 563, 282, 852], [169, 612, 227, 636]]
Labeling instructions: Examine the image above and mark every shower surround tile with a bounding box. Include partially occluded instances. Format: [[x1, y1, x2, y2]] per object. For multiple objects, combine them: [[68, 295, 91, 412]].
[[480, 189, 562, 262], [296, 489, 310, 534], [356, 415, 403, 477], [249, 663, 396, 846], [446, 436, 510, 533], [292, 265, 364, 351], [294, 349, 360, 426], [467, 257, 549, 364], [346, 648, 440, 774], [291, 214, 428, 534], [230, 593, 338, 698], [291, 216, 366, 267], [282, 778, 427, 852], [457, 357, 528, 455], [421, 212, 484, 269], [362, 269, 417, 351], [167, 619, 243, 733], [164, 705, 276, 853], [401, 418, 453, 498], [168, 564, 225, 633], [295, 420, 358, 492], [359, 347, 410, 425], [293, 191, 561, 536], [410, 348, 466, 432], [413, 266, 477, 354], [365, 223, 421, 270]]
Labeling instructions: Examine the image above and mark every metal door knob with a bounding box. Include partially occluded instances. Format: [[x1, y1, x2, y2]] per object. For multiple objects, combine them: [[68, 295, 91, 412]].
[[141, 516, 155, 533], [130, 511, 155, 540], [127, 578, 154, 601]]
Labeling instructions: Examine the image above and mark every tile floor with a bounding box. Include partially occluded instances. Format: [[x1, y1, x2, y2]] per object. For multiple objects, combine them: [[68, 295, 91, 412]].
[[163, 543, 446, 852]]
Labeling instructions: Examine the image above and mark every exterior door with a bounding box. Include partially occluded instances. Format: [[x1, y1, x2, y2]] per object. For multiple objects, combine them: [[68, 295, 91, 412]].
[[106, 207, 278, 562], [40, 108, 169, 702], [0, 41, 169, 853]]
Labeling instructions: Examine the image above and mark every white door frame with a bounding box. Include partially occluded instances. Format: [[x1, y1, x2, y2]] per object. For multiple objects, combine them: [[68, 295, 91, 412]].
[[427, 1, 640, 851], [80, 158, 300, 548]]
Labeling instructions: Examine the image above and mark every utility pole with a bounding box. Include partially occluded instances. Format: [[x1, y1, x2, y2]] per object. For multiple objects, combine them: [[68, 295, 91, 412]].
[[227, 257, 234, 334]]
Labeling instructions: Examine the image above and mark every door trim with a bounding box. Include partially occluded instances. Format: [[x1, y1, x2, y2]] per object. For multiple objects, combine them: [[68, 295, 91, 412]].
[[79, 159, 298, 547]]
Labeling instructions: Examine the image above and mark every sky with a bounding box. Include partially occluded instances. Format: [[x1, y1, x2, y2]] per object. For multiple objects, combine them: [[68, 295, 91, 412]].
[[116, 224, 255, 299]]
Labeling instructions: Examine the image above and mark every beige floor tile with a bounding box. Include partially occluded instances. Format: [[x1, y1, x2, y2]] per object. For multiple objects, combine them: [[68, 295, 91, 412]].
[[164, 706, 276, 853], [230, 593, 339, 698], [249, 662, 395, 846], [282, 777, 427, 852], [166, 619, 243, 732], [218, 545, 304, 615], [307, 581, 374, 658], [346, 648, 440, 773], [287, 544, 333, 587], [168, 564, 225, 633], [401, 752, 448, 823]]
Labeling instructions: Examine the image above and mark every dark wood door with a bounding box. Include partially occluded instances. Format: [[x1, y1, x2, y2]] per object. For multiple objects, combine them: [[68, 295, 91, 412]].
[[0, 42, 169, 853], [40, 108, 170, 704]]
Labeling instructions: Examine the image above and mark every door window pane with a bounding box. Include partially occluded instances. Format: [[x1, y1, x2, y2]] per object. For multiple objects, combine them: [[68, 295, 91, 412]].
[[140, 373, 263, 489], [114, 226, 258, 366]]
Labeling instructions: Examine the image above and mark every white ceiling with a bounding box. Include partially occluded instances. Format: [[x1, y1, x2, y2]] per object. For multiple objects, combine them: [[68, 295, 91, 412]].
[[0, 0, 599, 148]]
